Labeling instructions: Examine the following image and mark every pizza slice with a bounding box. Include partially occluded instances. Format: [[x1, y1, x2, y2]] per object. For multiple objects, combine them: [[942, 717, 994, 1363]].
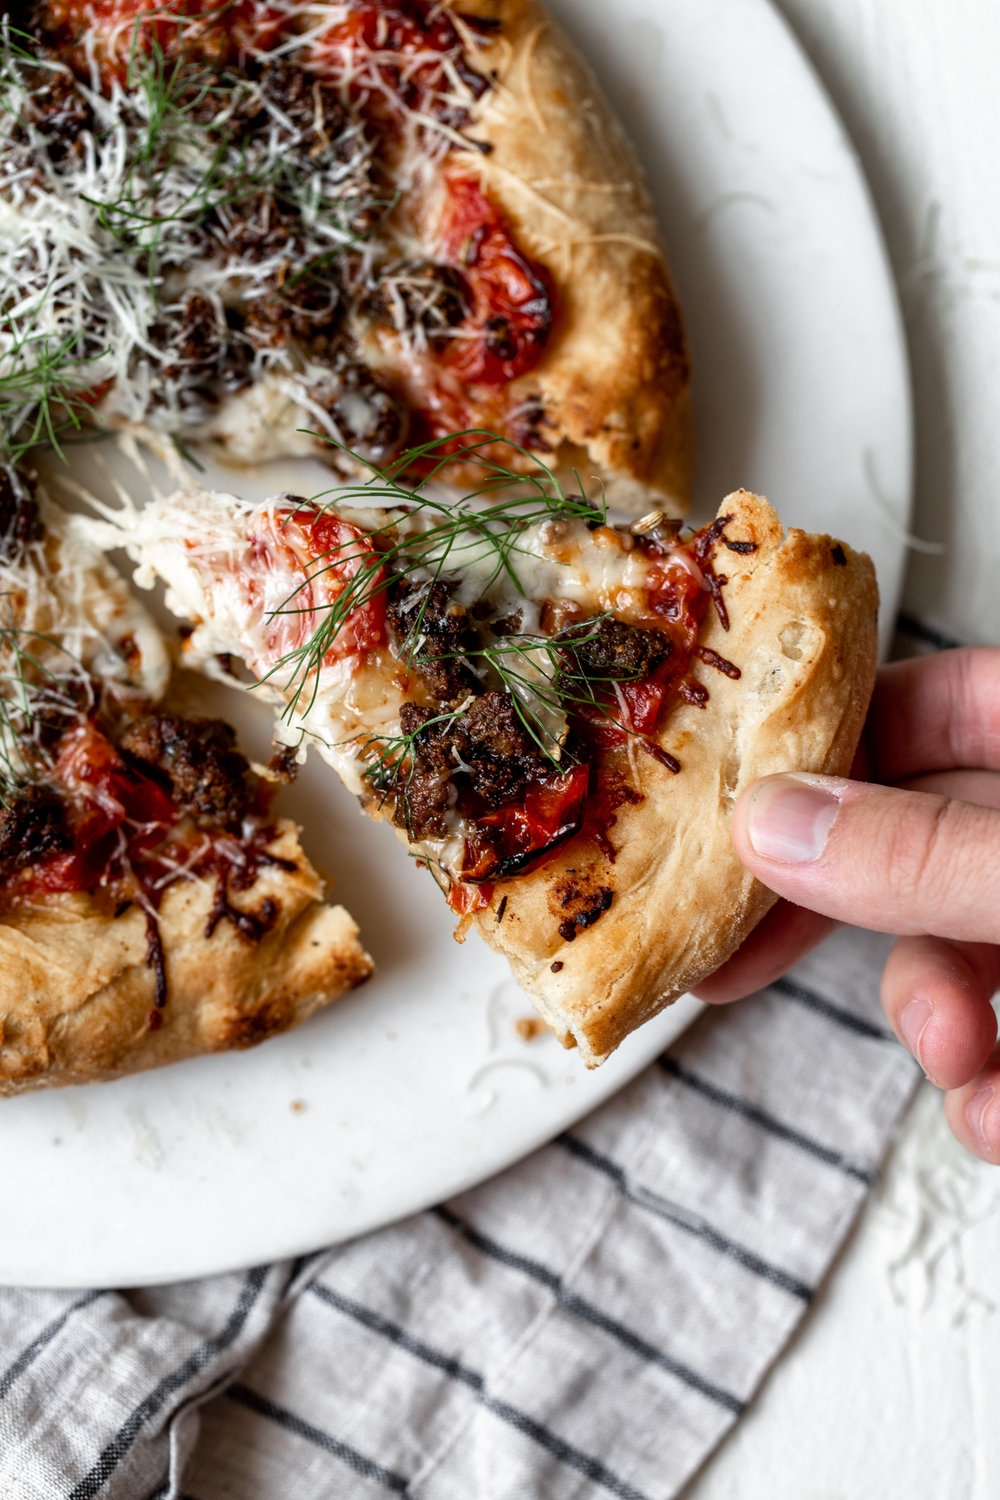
[[2, 0, 690, 510], [0, 467, 372, 1095], [105, 451, 877, 1065]]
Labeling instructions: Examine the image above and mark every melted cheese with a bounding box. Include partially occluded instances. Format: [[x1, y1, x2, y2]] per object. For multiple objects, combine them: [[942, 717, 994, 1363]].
[[100, 478, 702, 875], [0, 481, 169, 784]]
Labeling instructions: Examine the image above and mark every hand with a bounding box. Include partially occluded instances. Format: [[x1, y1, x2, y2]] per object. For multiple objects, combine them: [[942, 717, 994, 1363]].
[[696, 647, 1000, 1163]]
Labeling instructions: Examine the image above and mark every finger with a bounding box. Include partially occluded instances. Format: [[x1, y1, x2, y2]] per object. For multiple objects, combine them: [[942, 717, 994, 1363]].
[[864, 648, 1000, 782], [900, 768, 1000, 808], [693, 901, 835, 1004], [880, 935, 999, 1089], [944, 1054, 1000, 1164], [733, 774, 1000, 943]]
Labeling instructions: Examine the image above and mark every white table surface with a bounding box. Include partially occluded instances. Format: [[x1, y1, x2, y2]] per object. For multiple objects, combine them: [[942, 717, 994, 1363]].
[[683, 4, 1000, 1496]]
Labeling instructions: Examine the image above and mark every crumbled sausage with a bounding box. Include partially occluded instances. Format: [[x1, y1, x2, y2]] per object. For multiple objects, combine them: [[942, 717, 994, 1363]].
[[311, 365, 407, 464], [157, 293, 250, 408], [20, 55, 92, 158], [0, 784, 70, 876], [240, 277, 343, 359], [386, 579, 480, 704], [390, 703, 455, 838], [392, 690, 551, 839], [369, 261, 469, 345], [118, 713, 253, 825], [564, 616, 671, 680], [0, 467, 42, 562]]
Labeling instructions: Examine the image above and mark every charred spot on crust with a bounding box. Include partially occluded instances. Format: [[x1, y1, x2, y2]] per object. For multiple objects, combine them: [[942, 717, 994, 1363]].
[[223, 1001, 287, 1049], [0, 466, 42, 561], [556, 883, 613, 942], [387, 578, 480, 703], [0, 784, 71, 876], [831, 543, 847, 566], [117, 713, 253, 826]]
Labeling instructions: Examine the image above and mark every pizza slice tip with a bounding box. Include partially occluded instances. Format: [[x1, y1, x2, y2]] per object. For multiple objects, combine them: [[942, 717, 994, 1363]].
[[107, 468, 877, 1067]]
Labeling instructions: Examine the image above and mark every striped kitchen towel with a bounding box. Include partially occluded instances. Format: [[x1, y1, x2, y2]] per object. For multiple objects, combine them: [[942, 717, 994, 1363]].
[[0, 921, 918, 1500]]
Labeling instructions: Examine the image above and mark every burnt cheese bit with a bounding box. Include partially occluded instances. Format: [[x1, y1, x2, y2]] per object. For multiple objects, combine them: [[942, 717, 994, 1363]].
[[311, 365, 408, 465], [386, 578, 480, 704], [117, 713, 253, 826], [0, 466, 42, 562], [563, 616, 672, 680], [0, 783, 71, 878]]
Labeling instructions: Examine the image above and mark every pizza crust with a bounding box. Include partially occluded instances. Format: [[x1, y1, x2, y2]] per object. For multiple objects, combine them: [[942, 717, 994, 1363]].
[[0, 821, 373, 1095], [473, 491, 878, 1063], [452, 0, 693, 512]]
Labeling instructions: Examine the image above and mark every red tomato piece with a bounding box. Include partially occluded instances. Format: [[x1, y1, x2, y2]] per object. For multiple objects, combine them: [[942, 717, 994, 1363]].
[[437, 176, 554, 387], [462, 765, 589, 881], [240, 508, 387, 674], [447, 879, 494, 915]]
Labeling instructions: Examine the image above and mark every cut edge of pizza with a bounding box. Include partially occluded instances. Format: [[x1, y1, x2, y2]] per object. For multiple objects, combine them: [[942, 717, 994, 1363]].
[[98, 464, 877, 1068], [0, 469, 373, 1096]]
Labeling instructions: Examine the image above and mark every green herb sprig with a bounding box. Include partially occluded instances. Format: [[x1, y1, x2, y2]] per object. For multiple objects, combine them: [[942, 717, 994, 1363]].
[[261, 431, 607, 719]]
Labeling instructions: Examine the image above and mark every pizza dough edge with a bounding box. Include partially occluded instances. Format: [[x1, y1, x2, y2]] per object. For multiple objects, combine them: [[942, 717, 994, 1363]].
[[458, 0, 694, 511], [0, 820, 373, 1095], [473, 490, 879, 1064]]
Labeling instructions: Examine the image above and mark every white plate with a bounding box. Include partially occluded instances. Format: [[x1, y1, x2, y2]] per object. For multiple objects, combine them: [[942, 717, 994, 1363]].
[[1, 0, 910, 1288]]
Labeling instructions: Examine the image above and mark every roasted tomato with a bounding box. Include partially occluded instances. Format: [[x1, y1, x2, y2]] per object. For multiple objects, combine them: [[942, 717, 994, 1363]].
[[461, 764, 589, 882], [240, 507, 388, 675], [437, 176, 554, 386]]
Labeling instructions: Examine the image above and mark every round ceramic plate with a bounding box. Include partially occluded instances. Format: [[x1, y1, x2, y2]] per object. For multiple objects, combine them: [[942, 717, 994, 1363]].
[[1, 0, 911, 1287]]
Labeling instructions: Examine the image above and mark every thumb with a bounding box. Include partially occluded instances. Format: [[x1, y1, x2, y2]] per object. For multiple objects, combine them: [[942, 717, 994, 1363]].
[[733, 774, 1000, 945]]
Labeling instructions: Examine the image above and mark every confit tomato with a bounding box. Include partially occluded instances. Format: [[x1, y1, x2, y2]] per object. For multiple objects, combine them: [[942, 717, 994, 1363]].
[[309, 1, 486, 123], [437, 176, 554, 387], [241, 508, 387, 676], [24, 722, 177, 895], [461, 764, 589, 883]]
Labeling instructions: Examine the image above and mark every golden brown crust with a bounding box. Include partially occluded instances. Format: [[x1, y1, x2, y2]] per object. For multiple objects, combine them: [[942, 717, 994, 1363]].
[[472, 491, 878, 1064], [446, 0, 693, 511], [0, 821, 373, 1095]]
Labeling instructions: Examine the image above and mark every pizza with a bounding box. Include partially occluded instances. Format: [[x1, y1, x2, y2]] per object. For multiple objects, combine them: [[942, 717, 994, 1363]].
[[105, 457, 878, 1065], [0, 466, 372, 1095], [0, 0, 692, 510]]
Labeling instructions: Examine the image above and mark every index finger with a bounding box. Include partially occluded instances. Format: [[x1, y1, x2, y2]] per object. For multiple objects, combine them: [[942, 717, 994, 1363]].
[[865, 648, 1000, 783]]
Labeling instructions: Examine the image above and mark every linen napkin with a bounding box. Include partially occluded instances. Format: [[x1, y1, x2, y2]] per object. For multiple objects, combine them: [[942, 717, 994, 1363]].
[[0, 908, 921, 1498]]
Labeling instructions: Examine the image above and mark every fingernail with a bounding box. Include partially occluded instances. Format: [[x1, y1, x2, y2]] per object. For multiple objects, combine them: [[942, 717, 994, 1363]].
[[966, 1083, 998, 1153], [900, 996, 934, 1074], [745, 775, 842, 863]]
